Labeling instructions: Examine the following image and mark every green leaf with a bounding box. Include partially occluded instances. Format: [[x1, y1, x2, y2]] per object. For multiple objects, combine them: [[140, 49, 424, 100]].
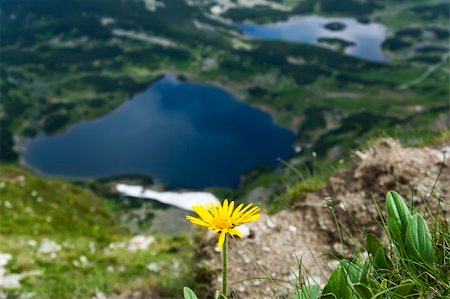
[[381, 279, 388, 289], [353, 283, 373, 299], [343, 261, 360, 283], [358, 259, 371, 283], [373, 247, 392, 270], [366, 233, 383, 256], [183, 287, 198, 299], [322, 261, 356, 299], [295, 284, 321, 299], [405, 214, 434, 263], [386, 191, 412, 248], [394, 280, 415, 296]]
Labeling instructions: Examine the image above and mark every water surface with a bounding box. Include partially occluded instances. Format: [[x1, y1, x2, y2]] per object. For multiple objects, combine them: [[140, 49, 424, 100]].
[[236, 15, 387, 62], [23, 76, 295, 189]]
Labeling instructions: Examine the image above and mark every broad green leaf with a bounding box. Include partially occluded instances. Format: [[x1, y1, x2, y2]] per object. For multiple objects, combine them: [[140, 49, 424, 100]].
[[358, 259, 371, 283], [353, 283, 373, 299], [394, 280, 415, 296], [294, 284, 320, 299], [343, 261, 360, 283], [373, 247, 392, 270], [386, 191, 412, 248], [405, 214, 434, 263], [183, 287, 198, 299], [366, 233, 383, 256], [322, 261, 357, 299]]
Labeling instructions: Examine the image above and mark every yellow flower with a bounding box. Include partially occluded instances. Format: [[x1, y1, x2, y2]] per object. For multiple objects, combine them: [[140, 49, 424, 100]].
[[186, 199, 260, 249]]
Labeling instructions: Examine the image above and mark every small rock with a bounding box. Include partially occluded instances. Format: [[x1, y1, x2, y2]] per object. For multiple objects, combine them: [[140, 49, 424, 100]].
[[288, 225, 297, 232], [236, 225, 251, 238], [92, 291, 107, 299], [265, 219, 276, 229], [326, 260, 340, 270], [147, 262, 159, 272], [38, 239, 61, 254], [127, 235, 155, 251]]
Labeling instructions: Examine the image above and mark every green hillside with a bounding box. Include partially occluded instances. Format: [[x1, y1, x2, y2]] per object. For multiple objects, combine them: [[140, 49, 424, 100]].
[[0, 166, 198, 298]]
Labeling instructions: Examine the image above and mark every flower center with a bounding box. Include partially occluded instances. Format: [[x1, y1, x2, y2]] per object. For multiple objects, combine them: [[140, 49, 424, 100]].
[[212, 218, 233, 230]]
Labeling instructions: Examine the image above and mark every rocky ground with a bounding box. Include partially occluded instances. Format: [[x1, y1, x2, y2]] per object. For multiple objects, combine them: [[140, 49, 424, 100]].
[[203, 138, 450, 298]]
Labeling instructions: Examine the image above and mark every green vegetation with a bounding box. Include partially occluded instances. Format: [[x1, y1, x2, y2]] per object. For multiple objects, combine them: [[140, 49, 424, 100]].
[[0, 0, 449, 297], [295, 190, 449, 298], [1, 0, 448, 169], [0, 166, 200, 298], [183, 190, 449, 299]]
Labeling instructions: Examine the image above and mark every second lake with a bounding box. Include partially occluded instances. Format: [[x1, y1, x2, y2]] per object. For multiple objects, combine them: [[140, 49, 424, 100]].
[[236, 15, 387, 62]]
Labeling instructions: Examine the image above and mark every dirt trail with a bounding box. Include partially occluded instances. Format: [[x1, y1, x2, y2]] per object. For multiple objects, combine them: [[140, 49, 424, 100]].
[[205, 138, 450, 298]]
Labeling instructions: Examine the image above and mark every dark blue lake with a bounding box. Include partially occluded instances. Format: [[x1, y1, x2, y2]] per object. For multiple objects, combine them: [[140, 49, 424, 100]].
[[236, 15, 387, 62], [22, 76, 295, 189]]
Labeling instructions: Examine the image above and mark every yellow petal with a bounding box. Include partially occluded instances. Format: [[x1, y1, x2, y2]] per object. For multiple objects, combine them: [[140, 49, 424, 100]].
[[238, 203, 254, 216], [186, 216, 210, 228], [229, 228, 243, 238], [240, 214, 260, 224], [240, 207, 260, 221], [223, 199, 229, 214], [217, 201, 223, 217], [218, 230, 227, 249], [227, 201, 235, 218], [209, 202, 219, 217], [231, 203, 244, 218], [193, 206, 213, 222]]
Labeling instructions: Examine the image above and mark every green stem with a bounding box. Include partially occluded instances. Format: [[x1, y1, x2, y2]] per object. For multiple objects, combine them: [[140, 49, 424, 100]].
[[222, 235, 228, 298]]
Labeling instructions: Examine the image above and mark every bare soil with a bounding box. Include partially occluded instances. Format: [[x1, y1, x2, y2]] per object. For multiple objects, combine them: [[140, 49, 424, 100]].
[[204, 138, 450, 298]]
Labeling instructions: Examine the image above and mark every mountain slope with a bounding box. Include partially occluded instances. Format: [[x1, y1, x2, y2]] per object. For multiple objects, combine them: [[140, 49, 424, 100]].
[[0, 166, 196, 298], [205, 138, 450, 298]]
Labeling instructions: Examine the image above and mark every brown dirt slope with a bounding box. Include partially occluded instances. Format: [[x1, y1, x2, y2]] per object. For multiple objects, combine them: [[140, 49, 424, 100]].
[[205, 138, 450, 298]]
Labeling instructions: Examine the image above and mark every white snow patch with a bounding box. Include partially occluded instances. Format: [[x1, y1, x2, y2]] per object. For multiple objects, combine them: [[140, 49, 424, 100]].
[[137, 0, 165, 11], [116, 184, 219, 211], [208, 0, 290, 15], [100, 17, 115, 26], [112, 29, 174, 47]]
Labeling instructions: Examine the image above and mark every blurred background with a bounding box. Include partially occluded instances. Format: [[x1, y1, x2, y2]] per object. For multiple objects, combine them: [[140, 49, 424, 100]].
[[0, 0, 448, 298]]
